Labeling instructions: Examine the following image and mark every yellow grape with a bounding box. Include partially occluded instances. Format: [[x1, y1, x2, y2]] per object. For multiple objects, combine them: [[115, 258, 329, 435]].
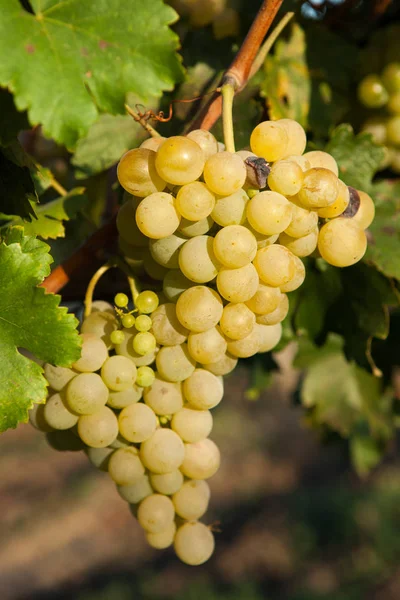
[[250, 120, 289, 162], [203, 151, 247, 196], [253, 245, 296, 287], [155, 136, 205, 185], [136, 192, 181, 239], [117, 148, 166, 197], [318, 218, 367, 267]]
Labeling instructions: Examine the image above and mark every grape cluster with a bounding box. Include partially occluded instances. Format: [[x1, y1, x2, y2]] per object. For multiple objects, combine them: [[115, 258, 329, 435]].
[[358, 62, 400, 173]]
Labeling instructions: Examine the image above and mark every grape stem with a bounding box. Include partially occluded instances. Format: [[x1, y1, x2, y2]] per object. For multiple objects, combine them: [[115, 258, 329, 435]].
[[221, 82, 236, 153], [249, 11, 294, 80], [83, 257, 140, 318], [125, 104, 161, 138]]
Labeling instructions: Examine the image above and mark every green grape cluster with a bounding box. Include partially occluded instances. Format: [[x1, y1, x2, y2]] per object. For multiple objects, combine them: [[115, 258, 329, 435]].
[[358, 62, 400, 172]]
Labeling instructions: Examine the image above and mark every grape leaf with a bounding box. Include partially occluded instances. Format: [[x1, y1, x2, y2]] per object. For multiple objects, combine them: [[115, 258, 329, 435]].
[[8, 187, 88, 239], [0, 0, 184, 148], [0, 88, 29, 146], [0, 228, 81, 432], [0, 141, 38, 219], [325, 125, 384, 193], [262, 23, 310, 126], [365, 179, 400, 280]]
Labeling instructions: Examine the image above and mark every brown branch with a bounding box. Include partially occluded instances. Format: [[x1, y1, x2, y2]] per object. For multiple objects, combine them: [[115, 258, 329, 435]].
[[188, 0, 284, 132]]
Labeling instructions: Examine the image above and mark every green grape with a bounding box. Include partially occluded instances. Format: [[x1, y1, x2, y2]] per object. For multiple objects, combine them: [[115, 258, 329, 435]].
[[279, 118, 307, 156], [117, 148, 166, 197], [226, 326, 261, 358], [318, 218, 367, 267], [107, 385, 143, 409], [77, 406, 119, 448], [361, 116, 387, 145], [357, 74, 389, 108], [149, 233, 186, 269], [117, 199, 148, 247], [66, 372, 109, 415], [114, 293, 129, 308], [136, 366, 156, 387], [257, 322, 282, 353], [117, 475, 153, 504], [136, 192, 181, 239], [211, 188, 248, 226], [86, 446, 114, 471], [143, 374, 183, 415], [135, 290, 159, 314], [118, 402, 157, 443], [203, 151, 247, 196], [140, 136, 166, 151], [115, 329, 158, 367], [163, 270, 196, 302], [179, 235, 221, 283], [155, 136, 205, 185], [386, 116, 400, 146], [268, 159, 304, 196], [256, 293, 289, 326], [187, 326, 227, 364], [122, 314, 135, 329], [204, 353, 238, 376], [279, 227, 319, 258], [133, 332, 156, 355], [44, 364, 76, 392], [280, 256, 306, 293], [151, 303, 189, 346], [81, 311, 118, 349], [177, 215, 214, 237], [381, 62, 400, 93], [101, 355, 137, 391], [110, 330, 125, 345], [135, 314, 152, 332], [317, 179, 350, 219], [174, 522, 215, 566]]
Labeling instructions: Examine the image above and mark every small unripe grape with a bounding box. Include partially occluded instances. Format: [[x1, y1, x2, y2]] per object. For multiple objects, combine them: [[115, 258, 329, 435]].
[[110, 330, 125, 345], [358, 74, 389, 108], [114, 293, 129, 308], [135, 290, 159, 314], [122, 314, 135, 329], [135, 314, 152, 332], [133, 332, 157, 356], [136, 366, 156, 388]]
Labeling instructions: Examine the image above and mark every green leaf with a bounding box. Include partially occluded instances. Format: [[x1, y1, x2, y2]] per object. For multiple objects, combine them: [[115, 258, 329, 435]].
[[9, 188, 88, 239], [0, 0, 184, 148], [350, 435, 383, 478], [0, 228, 81, 432], [72, 114, 149, 179], [31, 163, 53, 196], [262, 23, 310, 126], [0, 88, 29, 146], [366, 179, 400, 280], [325, 125, 384, 193], [0, 141, 38, 219]]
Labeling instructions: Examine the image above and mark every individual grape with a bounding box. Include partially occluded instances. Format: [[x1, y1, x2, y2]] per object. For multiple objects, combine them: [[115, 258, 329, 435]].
[[114, 293, 129, 308], [143, 374, 183, 415], [318, 179, 350, 219], [108, 447, 146, 486], [133, 315, 151, 333], [219, 302, 255, 340], [302, 151, 339, 176], [134, 291, 158, 315], [204, 353, 238, 376], [140, 428, 185, 473], [279, 118, 307, 156], [156, 343, 196, 382], [136, 192, 181, 240], [72, 332, 108, 373], [44, 364, 76, 392], [117, 199, 149, 246], [86, 446, 114, 471], [257, 322, 282, 353], [174, 521, 215, 565], [91, 300, 114, 314], [146, 521, 176, 550], [382, 62, 400, 93], [245, 284, 281, 315], [115, 330, 158, 367], [298, 168, 339, 209], [171, 407, 213, 444], [180, 438, 220, 479], [110, 330, 125, 346], [140, 136, 166, 151], [117, 148, 166, 196], [226, 326, 261, 358], [151, 303, 189, 346], [117, 474, 153, 504], [318, 218, 367, 267], [176, 182, 215, 221], [386, 116, 400, 146], [149, 470, 184, 495], [101, 355, 137, 391], [149, 233, 187, 269], [183, 369, 224, 410], [268, 160, 304, 196], [253, 245, 295, 287], [286, 154, 312, 172], [212, 6, 240, 39], [211, 189, 248, 226], [348, 190, 375, 229], [250, 120, 289, 162], [188, 326, 227, 364], [133, 332, 157, 356], [143, 252, 169, 281], [279, 227, 318, 257], [256, 293, 289, 325], [178, 215, 214, 237], [357, 74, 389, 108], [163, 270, 196, 302], [29, 402, 53, 432], [136, 366, 156, 387], [81, 311, 118, 348], [280, 256, 306, 292], [203, 151, 247, 196], [66, 373, 108, 415], [186, 129, 218, 159], [77, 406, 118, 448], [118, 402, 157, 443], [173, 480, 210, 521], [284, 202, 318, 238], [108, 385, 143, 409], [179, 235, 221, 283], [137, 494, 175, 535], [361, 116, 388, 145], [246, 190, 293, 235], [388, 92, 400, 115], [176, 286, 223, 333], [213, 225, 257, 268], [122, 314, 135, 329], [155, 136, 205, 185], [216, 263, 259, 303], [43, 393, 79, 430]]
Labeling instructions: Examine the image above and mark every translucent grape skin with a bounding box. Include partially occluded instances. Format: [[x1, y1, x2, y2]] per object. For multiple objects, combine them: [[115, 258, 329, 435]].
[[149, 233, 187, 269], [101, 355, 137, 391], [151, 303, 189, 346], [213, 225, 257, 268], [216, 263, 259, 303], [180, 438, 221, 479], [183, 368, 224, 410], [176, 181, 215, 221], [179, 235, 221, 283], [136, 192, 181, 240], [143, 374, 184, 415], [117, 475, 153, 504], [186, 129, 219, 159], [203, 151, 247, 196], [187, 326, 227, 365], [78, 406, 119, 448], [117, 148, 166, 197], [246, 190, 293, 236], [174, 521, 215, 566], [318, 218, 367, 267], [155, 136, 205, 185], [137, 493, 175, 533], [44, 364, 76, 392], [253, 245, 296, 287], [219, 302, 255, 340], [140, 428, 185, 474], [73, 333, 108, 373], [66, 372, 109, 415], [146, 521, 176, 550], [171, 407, 213, 443], [118, 402, 157, 443], [250, 120, 289, 162], [173, 480, 210, 520], [149, 470, 184, 495], [176, 286, 223, 333], [156, 343, 196, 382], [298, 168, 339, 209], [268, 160, 304, 196], [108, 447, 145, 486], [43, 393, 79, 430]]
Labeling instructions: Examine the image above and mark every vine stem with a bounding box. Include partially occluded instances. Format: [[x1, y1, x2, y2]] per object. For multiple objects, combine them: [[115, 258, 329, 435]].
[[124, 104, 160, 138]]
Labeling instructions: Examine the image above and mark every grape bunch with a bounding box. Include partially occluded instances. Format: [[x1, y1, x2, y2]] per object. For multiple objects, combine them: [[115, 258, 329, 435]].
[[358, 62, 400, 173]]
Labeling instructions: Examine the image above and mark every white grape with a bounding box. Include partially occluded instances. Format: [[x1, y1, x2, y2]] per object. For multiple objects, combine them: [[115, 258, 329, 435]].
[[173, 480, 210, 520], [174, 521, 215, 566], [149, 470, 184, 495], [256, 294, 289, 325], [136, 192, 181, 239], [140, 428, 185, 473], [101, 355, 137, 391], [246, 190, 293, 235], [73, 333, 108, 373], [117, 475, 153, 504], [179, 235, 221, 283], [180, 438, 221, 479], [137, 493, 175, 533], [146, 521, 176, 550], [66, 372, 108, 415], [151, 303, 189, 346], [219, 302, 255, 340], [118, 402, 157, 443], [216, 263, 259, 303], [149, 233, 187, 269], [44, 364, 76, 392], [107, 385, 143, 409], [213, 225, 257, 268], [187, 326, 227, 364], [143, 375, 184, 415], [43, 393, 79, 430], [156, 343, 196, 382], [78, 406, 118, 448], [183, 369, 224, 410], [171, 407, 213, 443], [204, 353, 238, 376], [108, 447, 145, 486], [176, 286, 223, 333], [257, 322, 282, 353]]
